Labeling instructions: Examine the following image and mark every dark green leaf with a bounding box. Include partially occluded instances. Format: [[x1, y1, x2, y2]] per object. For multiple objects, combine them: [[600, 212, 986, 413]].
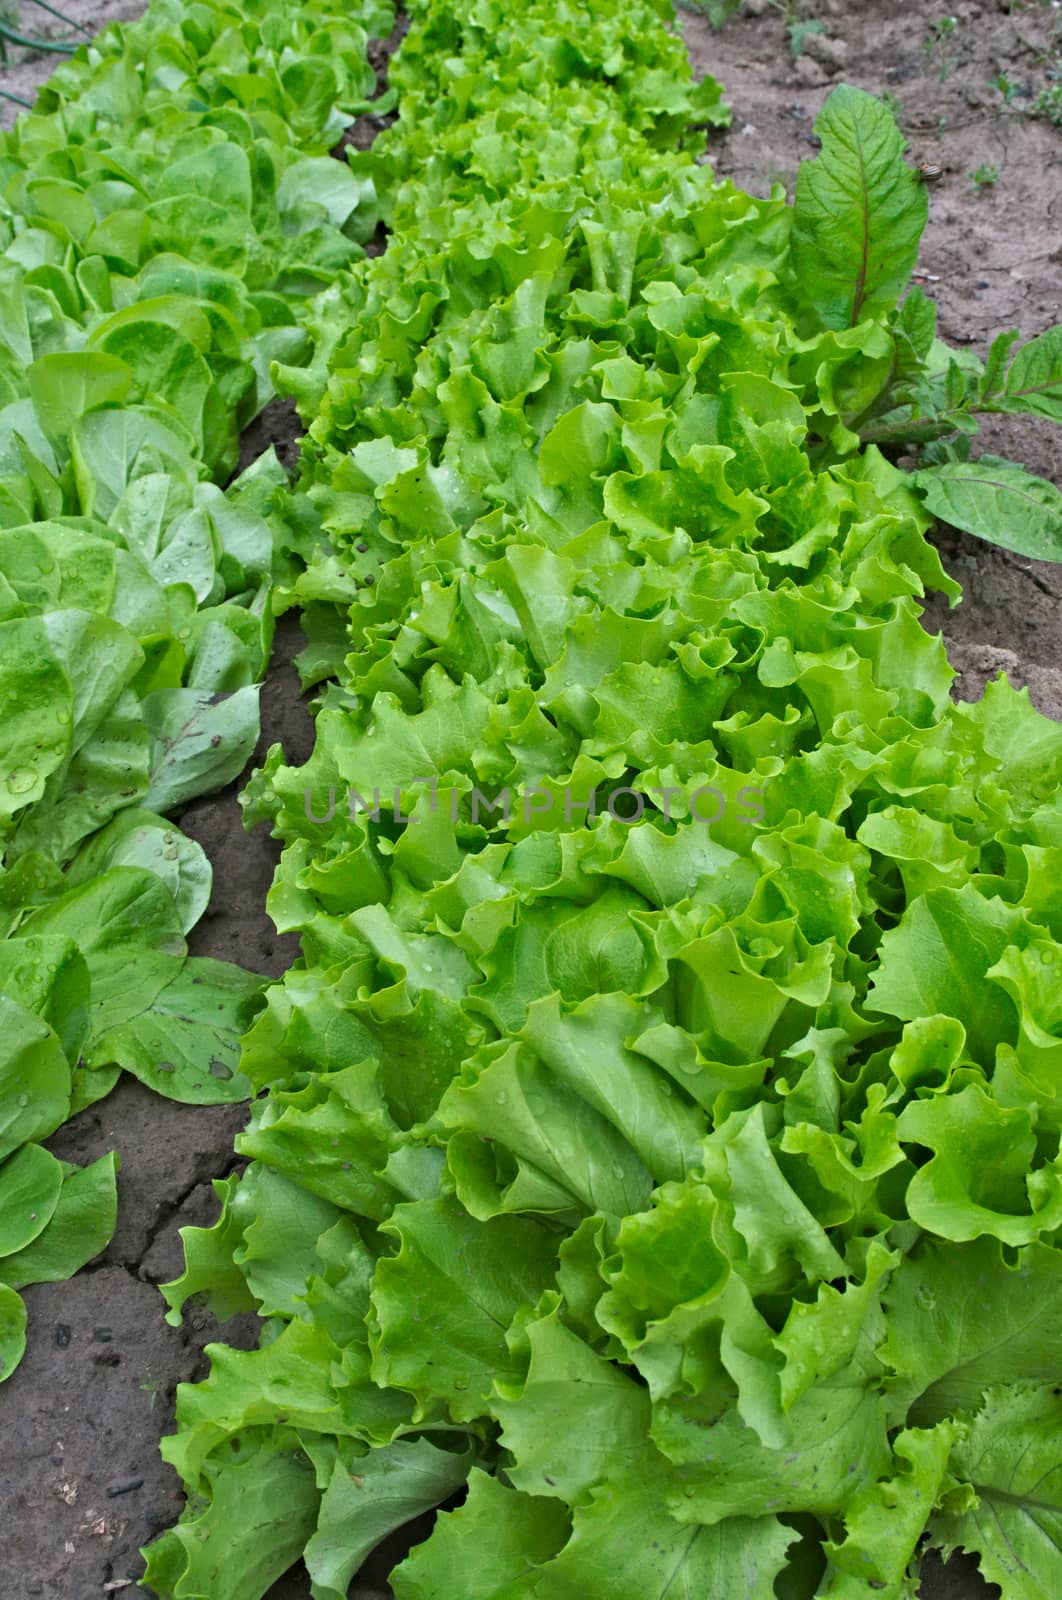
[[789, 85, 928, 329]]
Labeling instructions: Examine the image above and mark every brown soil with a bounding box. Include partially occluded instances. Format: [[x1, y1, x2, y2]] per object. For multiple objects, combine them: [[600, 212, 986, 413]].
[[1, 2, 1060, 1597]]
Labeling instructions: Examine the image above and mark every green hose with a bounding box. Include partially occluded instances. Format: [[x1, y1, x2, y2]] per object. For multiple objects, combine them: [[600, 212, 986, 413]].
[[24, 0, 91, 35], [0, 24, 76, 50], [0, 0, 93, 61]]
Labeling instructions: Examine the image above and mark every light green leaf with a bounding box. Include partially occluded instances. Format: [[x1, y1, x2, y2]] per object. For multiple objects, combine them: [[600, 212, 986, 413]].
[[819, 1422, 961, 1598], [0, 1282, 27, 1383], [0, 933, 89, 1064], [436, 1039, 653, 1219], [896, 1083, 1062, 1245], [89, 956, 262, 1104], [28, 351, 131, 440], [491, 1310, 653, 1506], [156, 143, 253, 214], [18, 865, 185, 1035], [98, 322, 216, 459], [70, 408, 195, 519], [708, 1102, 847, 1285], [0, 993, 71, 1162], [882, 1237, 1062, 1424], [930, 1385, 1062, 1600], [67, 808, 212, 934], [867, 886, 1028, 1066], [113, 474, 217, 602], [519, 993, 707, 1185], [277, 157, 372, 230], [236, 1057, 400, 1219], [141, 1431, 321, 1600], [529, 1496, 793, 1600], [142, 685, 260, 811], [391, 1469, 570, 1600], [0, 1142, 64, 1257], [773, 1241, 898, 1413], [370, 1198, 559, 1423], [0, 615, 72, 817], [305, 1437, 474, 1600], [40, 609, 144, 756], [160, 1174, 256, 1328], [0, 1151, 118, 1288], [233, 1164, 344, 1319]]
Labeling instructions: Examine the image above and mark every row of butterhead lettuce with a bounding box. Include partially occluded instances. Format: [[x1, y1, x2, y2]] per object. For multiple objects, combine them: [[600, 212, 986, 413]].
[[0, 0, 398, 1384]]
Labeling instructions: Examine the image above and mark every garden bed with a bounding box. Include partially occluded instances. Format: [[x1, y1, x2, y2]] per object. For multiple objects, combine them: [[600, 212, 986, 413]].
[[1, 3, 1059, 1598]]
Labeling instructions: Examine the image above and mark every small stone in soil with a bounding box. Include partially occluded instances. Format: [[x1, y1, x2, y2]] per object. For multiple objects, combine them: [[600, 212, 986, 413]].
[[55, 1323, 71, 1348], [107, 1477, 144, 1498]]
